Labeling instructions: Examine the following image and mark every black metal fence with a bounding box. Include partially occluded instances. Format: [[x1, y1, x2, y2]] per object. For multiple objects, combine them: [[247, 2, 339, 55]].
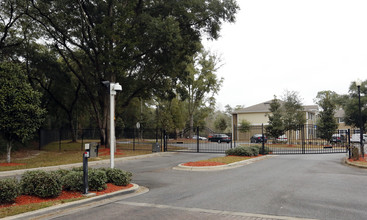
[[40, 125, 355, 155], [233, 124, 350, 154], [39, 128, 163, 151]]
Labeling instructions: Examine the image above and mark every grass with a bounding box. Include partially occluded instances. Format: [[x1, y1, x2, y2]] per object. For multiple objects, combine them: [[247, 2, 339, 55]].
[[0, 198, 84, 218], [0, 140, 152, 172], [197, 155, 254, 164]]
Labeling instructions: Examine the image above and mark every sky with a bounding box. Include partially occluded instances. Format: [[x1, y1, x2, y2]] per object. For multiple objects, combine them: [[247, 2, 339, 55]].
[[203, 0, 367, 110]]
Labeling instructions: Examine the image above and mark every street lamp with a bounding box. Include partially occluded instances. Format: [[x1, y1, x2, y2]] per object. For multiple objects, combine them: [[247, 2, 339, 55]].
[[102, 81, 122, 168], [356, 79, 364, 158]]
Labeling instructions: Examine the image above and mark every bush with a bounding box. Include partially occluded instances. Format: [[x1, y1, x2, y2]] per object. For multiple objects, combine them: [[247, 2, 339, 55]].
[[88, 169, 107, 191], [352, 147, 360, 161], [0, 178, 20, 204], [104, 168, 132, 186], [51, 169, 71, 182], [20, 170, 62, 198], [249, 146, 260, 156], [62, 171, 84, 192]]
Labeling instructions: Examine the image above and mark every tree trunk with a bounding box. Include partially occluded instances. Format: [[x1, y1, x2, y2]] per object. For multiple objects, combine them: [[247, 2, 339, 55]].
[[6, 140, 12, 163], [189, 113, 194, 138]]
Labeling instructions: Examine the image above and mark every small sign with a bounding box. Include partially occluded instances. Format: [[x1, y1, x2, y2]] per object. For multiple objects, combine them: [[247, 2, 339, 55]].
[[136, 122, 140, 129]]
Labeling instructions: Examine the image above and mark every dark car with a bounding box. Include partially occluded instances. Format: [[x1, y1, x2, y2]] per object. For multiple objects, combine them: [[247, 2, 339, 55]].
[[330, 134, 346, 143], [208, 134, 231, 143], [250, 134, 267, 143]]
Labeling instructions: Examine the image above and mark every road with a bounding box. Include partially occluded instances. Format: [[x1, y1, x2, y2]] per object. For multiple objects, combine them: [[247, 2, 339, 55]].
[[34, 153, 367, 220]]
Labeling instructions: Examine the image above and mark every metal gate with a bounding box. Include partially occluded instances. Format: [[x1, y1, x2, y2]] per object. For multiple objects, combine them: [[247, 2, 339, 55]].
[[164, 125, 353, 154]]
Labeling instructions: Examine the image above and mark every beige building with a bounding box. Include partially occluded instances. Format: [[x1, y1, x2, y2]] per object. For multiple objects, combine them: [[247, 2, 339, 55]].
[[232, 101, 352, 141], [231, 101, 318, 141], [232, 100, 318, 127]]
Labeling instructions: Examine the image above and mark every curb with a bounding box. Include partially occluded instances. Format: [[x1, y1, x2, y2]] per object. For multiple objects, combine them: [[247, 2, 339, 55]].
[[0, 152, 177, 178], [344, 157, 367, 169], [173, 155, 275, 171], [3, 183, 147, 220]]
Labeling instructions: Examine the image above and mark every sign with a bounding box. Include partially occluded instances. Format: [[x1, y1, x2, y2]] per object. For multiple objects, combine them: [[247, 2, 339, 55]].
[[136, 122, 140, 129]]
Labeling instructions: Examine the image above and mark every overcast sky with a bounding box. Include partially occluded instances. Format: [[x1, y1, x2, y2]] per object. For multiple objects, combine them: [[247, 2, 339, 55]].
[[203, 0, 367, 110]]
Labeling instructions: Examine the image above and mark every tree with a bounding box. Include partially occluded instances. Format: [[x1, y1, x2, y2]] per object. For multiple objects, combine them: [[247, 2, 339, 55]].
[[266, 96, 285, 139], [0, 62, 46, 163], [214, 116, 227, 132], [178, 49, 223, 137], [238, 120, 251, 133], [21, 0, 238, 145], [0, 0, 24, 60], [343, 80, 367, 131], [315, 91, 338, 141], [282, 90, 306, 131]]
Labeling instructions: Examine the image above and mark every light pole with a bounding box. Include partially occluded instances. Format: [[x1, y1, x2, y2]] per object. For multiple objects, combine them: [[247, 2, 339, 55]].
[[102, 81, 122, 168], [356, 79, 364, 158]]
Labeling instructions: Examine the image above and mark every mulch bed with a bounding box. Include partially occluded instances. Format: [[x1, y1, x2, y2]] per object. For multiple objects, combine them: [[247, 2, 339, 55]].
[[0, 163, 26, 167], [348, 155, 367, 162], [98, 148, 124, 156], [0, 183, 133, 208], [182, 161, 226, 167]]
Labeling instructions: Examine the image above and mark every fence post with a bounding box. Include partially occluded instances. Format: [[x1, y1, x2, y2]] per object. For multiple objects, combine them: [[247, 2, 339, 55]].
[[196, 127, 199, 153], [59, 129, 62, 152], [348, 129, 351, 159], [81, 129, 84, 151], [301, 125, 305, 154], [164, 130, 167, 152]]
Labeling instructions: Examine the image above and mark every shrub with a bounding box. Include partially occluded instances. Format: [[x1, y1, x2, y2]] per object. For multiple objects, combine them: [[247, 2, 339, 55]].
[[249, 145, 260, 156], [88, 169, 108, 191], [0, 178, 20, 204], [62, 171, 84, 192], [20, 170, 62, 198], [226, 146, 253, 156], [352, 147, 360, 161], [71, 166, 84, 172], [105, 168, 132, 186]]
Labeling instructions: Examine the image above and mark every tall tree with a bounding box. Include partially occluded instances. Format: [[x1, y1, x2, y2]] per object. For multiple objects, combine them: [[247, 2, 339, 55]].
[[178, 49, 223, 137], [282, 90, 306, 131], [266, 96, 285, 139], [343, 80, 367, 131], [315, 91, 338, 141], [0, 62, 46, 162], [0, 0, 24, 60], [22, 0, 238, 145]]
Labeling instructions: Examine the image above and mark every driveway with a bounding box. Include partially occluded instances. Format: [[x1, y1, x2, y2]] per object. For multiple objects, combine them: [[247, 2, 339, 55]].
[[29, 153, 367, 220]]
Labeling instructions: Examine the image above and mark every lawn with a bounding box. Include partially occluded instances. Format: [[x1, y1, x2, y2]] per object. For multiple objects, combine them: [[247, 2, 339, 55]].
[[0, 140, 152, 171]]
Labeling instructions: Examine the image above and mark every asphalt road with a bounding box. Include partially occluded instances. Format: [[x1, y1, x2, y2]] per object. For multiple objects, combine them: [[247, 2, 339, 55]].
[[35, 153, 367, 220]]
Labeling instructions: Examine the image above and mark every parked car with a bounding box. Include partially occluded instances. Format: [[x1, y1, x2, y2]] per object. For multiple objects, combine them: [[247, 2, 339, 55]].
[[192, 135, 207, 140], [208, 134, 231, 143], [350, 134, 367, 143], [330, 134, 346, 143], [276, 135, 287, 142], [250, 134, 267, 143]]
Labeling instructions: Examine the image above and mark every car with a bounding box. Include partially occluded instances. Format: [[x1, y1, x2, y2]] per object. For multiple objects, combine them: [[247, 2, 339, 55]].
[[330, 134, 346, 143], [192, 135, 207, 140], [276, 135, 287, 142], [350, 134, 367, 143], [208, 134, 231, 143], [250, 134, 267, 143]]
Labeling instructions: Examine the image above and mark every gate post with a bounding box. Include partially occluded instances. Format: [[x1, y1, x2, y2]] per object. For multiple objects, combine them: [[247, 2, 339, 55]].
[[301, 125, 305, 154], [261, 124, 265, 154]]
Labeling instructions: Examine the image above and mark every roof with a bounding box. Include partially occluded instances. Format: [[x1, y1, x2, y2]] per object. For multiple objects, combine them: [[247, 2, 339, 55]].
[[232, 101, 319, 114]]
